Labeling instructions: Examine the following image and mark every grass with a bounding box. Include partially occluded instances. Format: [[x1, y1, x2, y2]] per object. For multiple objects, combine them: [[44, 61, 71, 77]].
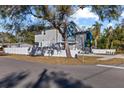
[[1, 54, 124, 65]]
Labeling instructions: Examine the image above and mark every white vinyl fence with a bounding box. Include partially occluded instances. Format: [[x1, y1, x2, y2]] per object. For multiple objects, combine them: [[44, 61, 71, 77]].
[[92, 49, 116, 55], [45, 50, 78, 57], [4, 47, 30, 55], [4, 47, 116, 56], [4, 47, 78, 57]]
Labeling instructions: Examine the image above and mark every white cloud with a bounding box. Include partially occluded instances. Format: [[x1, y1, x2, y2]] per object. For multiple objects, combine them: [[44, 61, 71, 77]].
[[31, 15, 38, 21], [71, 8, 99, 22], [107, 23, 113, 27], [121, 11, 124, 17]]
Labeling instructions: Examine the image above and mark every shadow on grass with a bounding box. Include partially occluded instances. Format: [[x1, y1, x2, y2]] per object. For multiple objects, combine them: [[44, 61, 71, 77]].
[[0, 71, 29, 88], [25, 69, 92, 88]]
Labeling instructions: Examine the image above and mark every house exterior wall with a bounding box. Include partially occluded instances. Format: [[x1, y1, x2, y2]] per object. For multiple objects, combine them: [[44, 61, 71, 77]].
[[75, 34, 86, 50], [35, 29, 62, 47]]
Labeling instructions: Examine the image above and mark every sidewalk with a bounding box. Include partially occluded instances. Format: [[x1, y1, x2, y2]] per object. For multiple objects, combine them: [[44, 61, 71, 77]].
[[79, 54, 124, 60]]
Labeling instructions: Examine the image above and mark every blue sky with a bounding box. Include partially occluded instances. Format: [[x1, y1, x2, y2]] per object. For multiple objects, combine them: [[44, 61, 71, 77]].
[[70, 7, 124, 32]]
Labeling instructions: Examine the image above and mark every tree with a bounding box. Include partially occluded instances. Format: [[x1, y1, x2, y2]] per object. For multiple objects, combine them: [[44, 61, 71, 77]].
[[90, 5, 122, 21], [17, 30, 35, 44], [112, 23, 124, 52], [0, 32, 17, 44], [0, 5, 123, 57], [97, 22, 124, 53], [92, 22, 102, 48], [97, 33, 106, 49], [105, 26, 114, 49]]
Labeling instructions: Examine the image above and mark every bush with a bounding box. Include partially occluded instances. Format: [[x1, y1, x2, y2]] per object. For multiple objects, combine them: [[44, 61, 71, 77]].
[[116, 49, 124, 54], [0, 51, 6, 56]]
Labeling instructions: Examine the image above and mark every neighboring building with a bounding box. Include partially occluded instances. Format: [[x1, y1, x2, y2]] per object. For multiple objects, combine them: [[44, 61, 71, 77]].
[[35, 29, 62, 47], [75, 34, 86, 49], [0, 43, 33, 48]]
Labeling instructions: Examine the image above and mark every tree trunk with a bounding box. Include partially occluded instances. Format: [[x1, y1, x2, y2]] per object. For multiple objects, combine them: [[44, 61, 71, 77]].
[[95, 38, 97, 49], [106, 38, 110, 49], [63, 35, 72, 58], [57, 27, 72, 58]]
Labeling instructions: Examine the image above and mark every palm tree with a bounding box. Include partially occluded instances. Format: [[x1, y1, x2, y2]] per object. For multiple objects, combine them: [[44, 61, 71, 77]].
[[112, 24, 124, 51], [106, 26, 114, 49], [92, 22, 102, 48]]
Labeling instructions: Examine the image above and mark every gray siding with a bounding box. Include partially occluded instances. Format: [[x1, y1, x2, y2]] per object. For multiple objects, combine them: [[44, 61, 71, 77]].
[[35, 29, 62, 47]]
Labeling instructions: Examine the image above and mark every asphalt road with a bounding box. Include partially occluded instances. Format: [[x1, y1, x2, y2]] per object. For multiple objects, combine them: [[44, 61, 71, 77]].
[[0, 57, 124, 88]]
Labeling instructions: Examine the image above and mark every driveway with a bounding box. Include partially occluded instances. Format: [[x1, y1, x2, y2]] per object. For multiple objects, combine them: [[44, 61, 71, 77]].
[[0, 57, 124, 88]]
